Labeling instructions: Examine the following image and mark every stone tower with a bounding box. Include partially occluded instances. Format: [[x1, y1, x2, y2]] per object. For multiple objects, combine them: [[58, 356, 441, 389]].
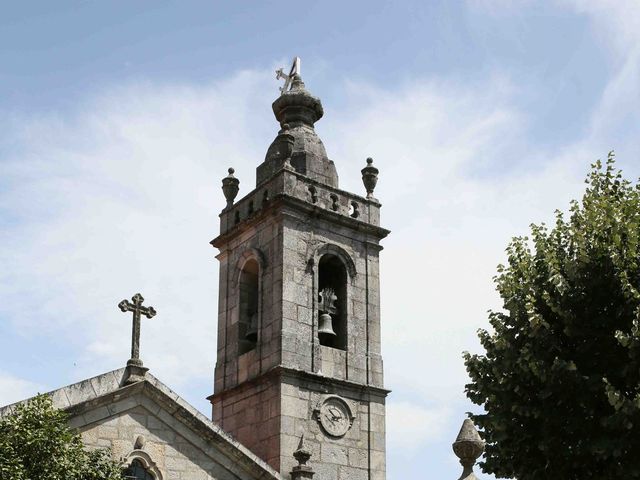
[[208, 68, 389, 480]]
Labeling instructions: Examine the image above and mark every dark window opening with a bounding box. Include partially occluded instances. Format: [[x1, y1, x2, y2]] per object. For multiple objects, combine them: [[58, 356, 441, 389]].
[[123, 459, 154, 480], [350, 201, 360, 218], [318, 254, 347, 350], [329, 194, 339, 211], [238, 258, 259, 354]]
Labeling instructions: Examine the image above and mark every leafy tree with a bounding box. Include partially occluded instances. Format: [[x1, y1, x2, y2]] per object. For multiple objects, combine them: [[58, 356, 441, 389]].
[[0, 394, 123, 480], [464, 153, 640, 479]]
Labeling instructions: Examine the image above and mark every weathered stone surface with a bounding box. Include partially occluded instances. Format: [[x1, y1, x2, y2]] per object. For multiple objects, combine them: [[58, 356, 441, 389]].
[[339, 465, 368, 480], [0, 368, 282, 480], [453, 419, 485, 480], [210, 71, 389, 478], [257, 74, 338, 188], [1, 62, 390, 480]]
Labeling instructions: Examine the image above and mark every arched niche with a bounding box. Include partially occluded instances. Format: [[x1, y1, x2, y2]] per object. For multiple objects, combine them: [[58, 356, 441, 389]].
[[311, 244, 357, 282], [317, 253, 349, 350], [234, 248, 266, 355], [310, 244, 356, 351]]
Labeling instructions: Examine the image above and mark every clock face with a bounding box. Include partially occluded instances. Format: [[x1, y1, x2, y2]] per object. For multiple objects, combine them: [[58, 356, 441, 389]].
[[318, 396, 352, 437]]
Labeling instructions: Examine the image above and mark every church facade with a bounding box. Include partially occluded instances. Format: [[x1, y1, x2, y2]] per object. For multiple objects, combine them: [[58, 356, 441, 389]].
[[0, 63, 389, 480]]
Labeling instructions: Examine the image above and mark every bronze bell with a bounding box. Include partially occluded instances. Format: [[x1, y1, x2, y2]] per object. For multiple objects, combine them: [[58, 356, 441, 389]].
[[245, 312, 258, 342], [318, 313, 336, 337]]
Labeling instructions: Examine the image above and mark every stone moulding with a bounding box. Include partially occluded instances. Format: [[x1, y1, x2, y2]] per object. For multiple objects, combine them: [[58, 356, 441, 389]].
[[208, 365, 391, 405], [272, 89, 324, 124], [309, 243, 357, 279], [122, 450, 163, 480], [233, 248, 268, 285]]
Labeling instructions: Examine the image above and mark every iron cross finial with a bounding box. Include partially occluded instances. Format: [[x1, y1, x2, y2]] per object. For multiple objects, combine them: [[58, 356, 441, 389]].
[[276, 56, 301, 94], [119, 293, 156, 367]]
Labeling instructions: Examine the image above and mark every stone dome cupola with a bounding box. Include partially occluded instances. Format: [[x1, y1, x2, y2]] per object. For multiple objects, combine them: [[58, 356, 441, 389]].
[[256, 70, 339, 188]]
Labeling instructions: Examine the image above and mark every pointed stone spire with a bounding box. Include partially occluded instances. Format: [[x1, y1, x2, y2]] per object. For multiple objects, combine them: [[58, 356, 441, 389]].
[[290, 434, 314, 480], [452, 419, 485, 480]]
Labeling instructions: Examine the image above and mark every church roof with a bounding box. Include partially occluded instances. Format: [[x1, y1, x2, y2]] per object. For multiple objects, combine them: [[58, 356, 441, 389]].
[[0, 366, 283, 480]]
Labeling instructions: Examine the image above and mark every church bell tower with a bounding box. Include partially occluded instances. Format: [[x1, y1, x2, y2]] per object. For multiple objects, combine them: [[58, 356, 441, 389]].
[[209, 60, 389, 480]]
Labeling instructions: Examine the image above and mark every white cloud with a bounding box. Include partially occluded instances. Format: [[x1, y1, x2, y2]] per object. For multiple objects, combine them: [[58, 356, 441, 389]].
[[387, 401, 453, 453], [561, 0, 640, 57], [324, 78, 591, 411], [0, 68, 598, 480], [0, 71, 276, 394], [0, 373, 44, 407], [1, 6, 640, 478]]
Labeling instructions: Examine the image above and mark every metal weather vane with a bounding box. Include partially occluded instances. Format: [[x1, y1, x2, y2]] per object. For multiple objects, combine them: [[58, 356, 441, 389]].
[[276, 56, 301, 94]]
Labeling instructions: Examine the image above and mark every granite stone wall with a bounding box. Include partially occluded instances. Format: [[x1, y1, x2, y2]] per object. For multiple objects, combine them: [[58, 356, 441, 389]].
[[79, 404, 238, 480], [212, 378, 282, 470], [278, 377, 387, 480], [211, 140, 388, 479], [56, 376, 282, 480]]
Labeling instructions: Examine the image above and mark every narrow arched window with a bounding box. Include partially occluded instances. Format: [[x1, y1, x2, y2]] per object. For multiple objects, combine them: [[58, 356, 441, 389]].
[[124, 459, 155, 480], [238, 258, 259, 354], [318, 254, 347, 350]]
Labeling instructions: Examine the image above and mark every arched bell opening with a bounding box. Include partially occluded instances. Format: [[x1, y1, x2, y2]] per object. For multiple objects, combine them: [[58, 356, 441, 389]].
[[238, 258, 259, 354], [317, 254, 348, 350]]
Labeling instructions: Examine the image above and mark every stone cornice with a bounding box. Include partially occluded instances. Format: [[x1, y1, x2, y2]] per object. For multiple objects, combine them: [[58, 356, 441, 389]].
[[208, 365, 390, 404]]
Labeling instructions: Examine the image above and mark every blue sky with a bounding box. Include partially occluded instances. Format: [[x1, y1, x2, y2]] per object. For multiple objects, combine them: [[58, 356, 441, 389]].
[[1, 1, 640, 479]]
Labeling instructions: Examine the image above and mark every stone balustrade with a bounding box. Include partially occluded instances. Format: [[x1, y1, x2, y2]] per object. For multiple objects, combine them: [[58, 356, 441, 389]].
[[219, 168, 382, 237]]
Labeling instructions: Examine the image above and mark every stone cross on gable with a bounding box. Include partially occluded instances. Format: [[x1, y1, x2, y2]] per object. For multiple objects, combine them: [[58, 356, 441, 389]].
[[119, 293, 156, 368]]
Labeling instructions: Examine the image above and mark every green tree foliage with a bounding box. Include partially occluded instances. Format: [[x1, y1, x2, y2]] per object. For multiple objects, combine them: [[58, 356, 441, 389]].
[[464, 153, 640, 479], [0, 394, 123, 480]]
